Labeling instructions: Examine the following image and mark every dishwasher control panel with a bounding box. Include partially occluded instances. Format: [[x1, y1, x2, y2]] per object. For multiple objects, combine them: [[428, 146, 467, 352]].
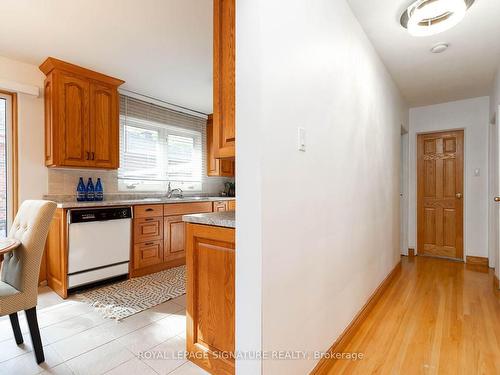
[[69, 207, 132, 224]]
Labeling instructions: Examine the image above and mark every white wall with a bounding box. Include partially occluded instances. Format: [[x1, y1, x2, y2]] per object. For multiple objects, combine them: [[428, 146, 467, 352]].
[[237, 1, 408, 373], [408, 97, 490, 258], [0, 56, 47, 203]]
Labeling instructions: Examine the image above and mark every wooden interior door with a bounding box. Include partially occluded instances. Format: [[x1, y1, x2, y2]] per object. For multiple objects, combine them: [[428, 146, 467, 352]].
[[58, 72, 90, 167], [417, 130, 464, 259], [89, 82, 118, 168]]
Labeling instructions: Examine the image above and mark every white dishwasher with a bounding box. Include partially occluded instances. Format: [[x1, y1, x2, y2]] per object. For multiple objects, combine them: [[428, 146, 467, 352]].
[[67, 206, 132, 290]]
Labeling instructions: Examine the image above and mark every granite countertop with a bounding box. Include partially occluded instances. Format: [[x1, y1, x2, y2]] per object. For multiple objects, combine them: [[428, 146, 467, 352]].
[[48, 196, 235, 209], [182, 211, 235, 229]]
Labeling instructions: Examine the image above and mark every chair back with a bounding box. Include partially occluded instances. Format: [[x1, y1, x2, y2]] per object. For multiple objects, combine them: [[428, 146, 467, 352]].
[[1, 200, 56, 301]]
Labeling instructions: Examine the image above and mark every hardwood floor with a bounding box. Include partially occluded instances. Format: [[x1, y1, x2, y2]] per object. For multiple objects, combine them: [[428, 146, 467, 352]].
[[324, 256, 500, 375]]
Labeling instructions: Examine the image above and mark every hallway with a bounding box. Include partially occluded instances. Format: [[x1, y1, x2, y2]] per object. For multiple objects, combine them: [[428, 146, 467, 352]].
[[324, 256, 500, 374]]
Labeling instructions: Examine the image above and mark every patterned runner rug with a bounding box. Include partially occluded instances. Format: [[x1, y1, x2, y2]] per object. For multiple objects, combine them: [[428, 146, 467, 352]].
[[78, 265, 186, 320]]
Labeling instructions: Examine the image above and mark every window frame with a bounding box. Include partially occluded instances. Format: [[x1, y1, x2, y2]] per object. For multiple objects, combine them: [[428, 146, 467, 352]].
[[0, 91, 18, 237], [118, 115, 204, 192]]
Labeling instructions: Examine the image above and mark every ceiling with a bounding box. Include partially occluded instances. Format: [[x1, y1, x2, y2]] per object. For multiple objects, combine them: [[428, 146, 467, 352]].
[[0, 0, 213, 113], [347, 0, 500, 107]]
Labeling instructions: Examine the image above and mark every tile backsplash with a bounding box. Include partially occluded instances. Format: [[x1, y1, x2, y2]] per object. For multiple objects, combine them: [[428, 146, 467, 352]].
[[47, 169, 231, 200]]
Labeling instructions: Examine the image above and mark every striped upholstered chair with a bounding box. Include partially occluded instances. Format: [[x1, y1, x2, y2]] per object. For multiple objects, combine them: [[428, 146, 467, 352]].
[[0, 200, 56, 363]]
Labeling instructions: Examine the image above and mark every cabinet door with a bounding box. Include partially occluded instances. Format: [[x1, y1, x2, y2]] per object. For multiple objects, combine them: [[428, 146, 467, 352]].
[[133, 240, 164, 269], [228, 200, 236, 211], [213, 201, 228, 212], [220, 160, 234, 177], [90, 82, 119, 169], [213, 0, 235, 159], [206, 116, 220, 176], [164, 215, 186, 262], [58, 73, 90, 167], [186, 223, 235, 374]]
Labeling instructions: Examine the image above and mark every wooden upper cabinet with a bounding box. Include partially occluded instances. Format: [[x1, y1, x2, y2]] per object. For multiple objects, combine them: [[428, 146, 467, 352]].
[[213, 0, 235, 159], [40, 57, 124, 169], [90, 82, 119, 168], [58, 73, 90, 167], [207, 114, 234, 177]]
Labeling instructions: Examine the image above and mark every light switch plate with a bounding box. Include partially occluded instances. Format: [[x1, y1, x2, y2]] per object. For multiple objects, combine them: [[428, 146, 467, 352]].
[[298, 127, 306, 152]]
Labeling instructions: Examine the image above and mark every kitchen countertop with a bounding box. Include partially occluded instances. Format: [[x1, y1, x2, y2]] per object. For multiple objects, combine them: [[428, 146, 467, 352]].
[[49, 196, 235, 209], [182, 211, 235, 229]]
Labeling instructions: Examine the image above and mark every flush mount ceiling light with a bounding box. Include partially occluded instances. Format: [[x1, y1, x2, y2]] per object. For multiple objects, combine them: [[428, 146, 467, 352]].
[[400, 0, 475, 37]]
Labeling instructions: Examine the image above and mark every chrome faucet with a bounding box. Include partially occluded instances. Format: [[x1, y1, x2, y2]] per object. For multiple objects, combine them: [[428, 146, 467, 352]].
[[166, 182, 183, 198]]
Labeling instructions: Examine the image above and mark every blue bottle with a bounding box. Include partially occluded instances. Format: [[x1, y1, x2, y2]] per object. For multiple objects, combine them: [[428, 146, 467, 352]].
[[95, 178, 104, 201], [76, 177, 86, 202], [86, 178, 95, 201]]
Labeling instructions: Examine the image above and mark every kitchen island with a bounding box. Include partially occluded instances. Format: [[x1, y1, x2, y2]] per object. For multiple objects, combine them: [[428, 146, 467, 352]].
[[183, 211, 235, 375]]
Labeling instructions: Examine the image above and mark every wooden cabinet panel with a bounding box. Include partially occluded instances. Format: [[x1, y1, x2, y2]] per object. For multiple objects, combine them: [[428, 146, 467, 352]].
[[228, 200, 236, 211], [134, 217, 163, 243], [213, 201, 229, 212], [213, 0, 235, 159], [134, 240, 164, 269], [59, 72, 90, 167], [44, 76, 54, 165], [186, 223, 235, 374], [207, 114, 235, 176], [134, 204, 164, 218], [40, 57, 124, 169], [163, 202, 212, 216], [164, 215, 186, 262], [90, 82, 119, 168], [45, 209, 68, 298]]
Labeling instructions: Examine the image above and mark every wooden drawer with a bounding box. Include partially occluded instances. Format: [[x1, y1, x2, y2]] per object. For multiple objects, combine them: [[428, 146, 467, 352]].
[[228, 200, 236, 210], [134, 217, 163, 243], [213, 201, 229, 212], [134, 204, 163, 218], [133, 240, 164, 269], [163, 202, 212, 216]]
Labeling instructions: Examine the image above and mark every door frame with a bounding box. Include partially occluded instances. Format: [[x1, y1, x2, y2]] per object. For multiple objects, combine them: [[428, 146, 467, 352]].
[[416, 128, 465, 260]]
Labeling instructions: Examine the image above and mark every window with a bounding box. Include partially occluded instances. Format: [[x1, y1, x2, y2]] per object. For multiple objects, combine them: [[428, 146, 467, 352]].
[[119, 96, 205, 192], [0, 92, 14, 237]]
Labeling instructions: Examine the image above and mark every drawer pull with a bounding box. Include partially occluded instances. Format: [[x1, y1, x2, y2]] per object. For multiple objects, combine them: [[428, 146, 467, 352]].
[[145, 242, 154, 246], [145, 208, 154, 212], [144, 218, 154, 221]]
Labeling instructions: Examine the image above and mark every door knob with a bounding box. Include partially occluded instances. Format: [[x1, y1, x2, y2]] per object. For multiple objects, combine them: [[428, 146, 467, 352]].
[[495, 197, 500, 202], [456, 193, 462, 199]]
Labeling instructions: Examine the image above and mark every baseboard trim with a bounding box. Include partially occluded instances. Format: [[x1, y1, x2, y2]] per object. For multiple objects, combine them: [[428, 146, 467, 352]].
[[309, 260, 402, 374], [465, 256, 488, 267], [408, 248, 415, 257]]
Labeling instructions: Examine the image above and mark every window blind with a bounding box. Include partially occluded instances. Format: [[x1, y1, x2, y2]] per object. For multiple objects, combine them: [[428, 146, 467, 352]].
[[119, 95, 207, 191]]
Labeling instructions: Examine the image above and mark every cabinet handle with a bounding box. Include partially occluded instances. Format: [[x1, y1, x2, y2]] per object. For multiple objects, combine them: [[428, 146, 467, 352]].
[[145, 208, 154, 212], [144, 218, 154, 221], [145, 242, 154, 246], [86, 151, 90, 160], [91, 152, 95, 160]]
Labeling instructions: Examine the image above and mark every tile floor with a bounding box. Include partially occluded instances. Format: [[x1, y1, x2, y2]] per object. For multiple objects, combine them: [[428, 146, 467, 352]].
[[0, 287, 208, 375]]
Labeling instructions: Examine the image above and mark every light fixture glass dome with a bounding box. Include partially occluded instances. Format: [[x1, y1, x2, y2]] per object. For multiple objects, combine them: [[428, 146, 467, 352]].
[[401, 0, 474, 37]]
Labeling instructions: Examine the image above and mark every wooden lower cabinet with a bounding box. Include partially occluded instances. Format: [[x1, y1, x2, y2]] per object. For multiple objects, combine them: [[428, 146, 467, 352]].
[[130, 202, 213, 277], [133, 240, 164, 269], [228, 200, 236, 211], [213, 201, 229, 212], [186, 223, 235, 375], [164, 215, 186, 262]]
